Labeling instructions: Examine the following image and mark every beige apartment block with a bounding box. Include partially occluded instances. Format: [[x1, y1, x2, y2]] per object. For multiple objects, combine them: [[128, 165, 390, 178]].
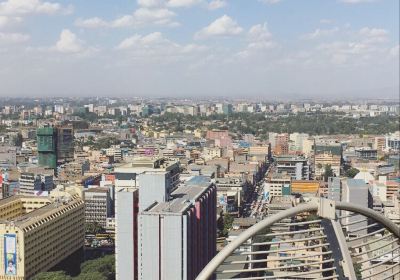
[[0, 187, 85, 280]]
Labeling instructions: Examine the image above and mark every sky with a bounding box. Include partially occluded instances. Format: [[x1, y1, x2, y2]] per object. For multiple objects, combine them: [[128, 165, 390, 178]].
[[0, 0, 398, 99]]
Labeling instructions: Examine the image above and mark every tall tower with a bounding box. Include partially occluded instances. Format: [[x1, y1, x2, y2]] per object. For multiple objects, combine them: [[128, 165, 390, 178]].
[[57, 126, 74, 164], [37, 126, 57, 170]]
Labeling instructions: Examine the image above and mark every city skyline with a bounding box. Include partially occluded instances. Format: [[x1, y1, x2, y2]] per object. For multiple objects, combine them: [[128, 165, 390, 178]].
[[0, 95, 399, 279], [0, 0, 398, 98]]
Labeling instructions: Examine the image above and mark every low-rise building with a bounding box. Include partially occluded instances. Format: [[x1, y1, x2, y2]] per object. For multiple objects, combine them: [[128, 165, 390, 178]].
[[0, 186, 84, 280]]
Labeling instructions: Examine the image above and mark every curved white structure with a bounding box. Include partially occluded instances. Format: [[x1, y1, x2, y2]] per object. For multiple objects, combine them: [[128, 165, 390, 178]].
[[197, 198, 400, 280]]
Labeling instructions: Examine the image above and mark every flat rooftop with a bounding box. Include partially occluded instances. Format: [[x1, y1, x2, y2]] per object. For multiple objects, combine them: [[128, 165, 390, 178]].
[[84, 187, 109, 193], [346, 179, 369, 188], [12, 203, 60, 226], [146, 183, 211, 214], [0, 195, 50, 206], [115, 157, 179, 172], [185, 175, 211, 187], [9, 197, 81, 228]]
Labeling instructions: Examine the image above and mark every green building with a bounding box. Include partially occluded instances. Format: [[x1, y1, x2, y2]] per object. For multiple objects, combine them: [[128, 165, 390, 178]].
[[37, 127, 57, 169], [37, 126, 74, 170]]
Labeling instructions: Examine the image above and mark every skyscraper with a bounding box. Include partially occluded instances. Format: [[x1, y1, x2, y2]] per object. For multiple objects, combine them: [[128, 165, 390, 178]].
[[37, 126, 57, 170], [56, 126, 74, 164], [115, 157, 181, 280], [37, 126, 74, 170], [115, 188, 139, 280], [138, 177, 216, 280]]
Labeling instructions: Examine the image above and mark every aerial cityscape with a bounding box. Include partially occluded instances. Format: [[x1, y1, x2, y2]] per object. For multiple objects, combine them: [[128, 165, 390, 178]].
[[0, 0, 399, 280], [0, 96, 399, 279]]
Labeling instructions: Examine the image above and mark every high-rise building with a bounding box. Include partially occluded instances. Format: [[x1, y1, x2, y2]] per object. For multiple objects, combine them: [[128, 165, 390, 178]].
[[275, 155, 310, 180], [138, 171, 173, 211], [115, 188, 139, 280], [37, 126, 57, 170], [84, 187, 112, 227], [19, 172, 54, 195], [114, 157, 180, 192], [115, 158, 180, 280], [138, 178, 217, 280], [37, 126, 74, 170], [57, 126, 74, 164], [222, 104, 233, 115], [0, 186, 84, 280]]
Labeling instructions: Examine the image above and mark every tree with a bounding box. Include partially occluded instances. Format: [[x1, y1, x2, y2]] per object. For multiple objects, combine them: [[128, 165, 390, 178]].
[[324, 164, 334, 182], [33, 271, 72, 280], [74, 272, 107, 280], [85, 222, 105, 235], [346, 167, 360, 178], [222, 213, 234, 237], [80, 255, 115, 280], [92, 136, 118, 150], [33, 255, 116, 280]]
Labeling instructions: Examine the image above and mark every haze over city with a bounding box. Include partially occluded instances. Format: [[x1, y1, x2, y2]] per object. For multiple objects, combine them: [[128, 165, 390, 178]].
[[0, 0, 399, 98]]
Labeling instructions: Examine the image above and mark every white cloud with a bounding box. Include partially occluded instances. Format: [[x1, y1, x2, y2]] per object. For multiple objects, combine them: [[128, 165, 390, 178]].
[[75, 17, 108, 29], [359, 27, 388, 43], [0, 0, 72, 16], [133, 7, 177, 26], [258, 0, 282, 4], [302, 27, 339, 40], [167, 0, 202, 7], [137, 0, 203, 8], [390, 45, 399, 57], [55, 29, 84, 53], [116, 31, 208, 62], [306, 25, 393, 67], [195, 15, 243, 39], [237, 23, 275, 58], [116, 32, 169, 50], [137, 0, 165, 8], [76, 0, 215, 29], [0, 15, 22, 28], [207, 0, 226, 10], [181, 43, 208, 53], [0, 31, 29, 44], [247, 23, 274, 49], [314, 40, 384, 66], [76, 8, 178, 29], [318, 41, 372, 55], [339, 0, 377, 3]]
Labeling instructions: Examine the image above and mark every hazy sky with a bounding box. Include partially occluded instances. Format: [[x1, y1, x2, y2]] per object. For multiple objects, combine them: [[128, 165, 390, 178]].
[[0, 0, 398, 99]]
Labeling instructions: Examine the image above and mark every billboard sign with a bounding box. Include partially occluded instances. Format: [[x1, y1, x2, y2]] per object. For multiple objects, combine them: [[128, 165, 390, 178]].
[[4, 234, 17, 276], [219, 194, 227, 206]]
